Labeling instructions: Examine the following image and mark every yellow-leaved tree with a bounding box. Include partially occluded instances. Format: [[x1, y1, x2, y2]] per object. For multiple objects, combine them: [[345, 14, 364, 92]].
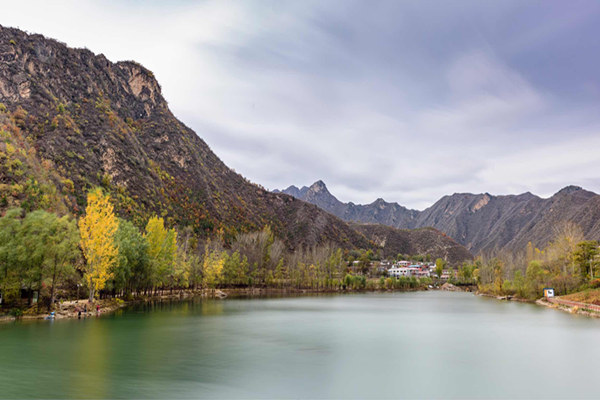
[[145, 216, 177, 290], [79, 188, 119, 301], [202, 241, 225, 290]]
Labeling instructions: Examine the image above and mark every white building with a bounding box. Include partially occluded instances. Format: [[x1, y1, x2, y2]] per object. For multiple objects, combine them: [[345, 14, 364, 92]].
[[388, 266, 410, 277]]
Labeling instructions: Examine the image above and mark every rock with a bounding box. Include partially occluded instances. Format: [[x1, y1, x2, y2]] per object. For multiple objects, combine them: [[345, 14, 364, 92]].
[[441, 282, 462, 292]]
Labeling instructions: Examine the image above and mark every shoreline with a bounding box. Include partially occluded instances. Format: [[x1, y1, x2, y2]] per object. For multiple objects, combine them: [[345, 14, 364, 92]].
[[4, 284, 552, 324], [476, 290, 600, 319], [1, 286, 436, 323], [535, 297, 600, 319], [475, 292, 535, 303]]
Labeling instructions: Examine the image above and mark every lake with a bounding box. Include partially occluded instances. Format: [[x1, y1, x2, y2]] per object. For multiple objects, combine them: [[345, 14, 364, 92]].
[[1, 291, 599, 399]]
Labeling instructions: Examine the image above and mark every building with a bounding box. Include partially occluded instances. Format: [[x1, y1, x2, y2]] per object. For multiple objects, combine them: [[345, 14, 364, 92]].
[[388, 266, 410, 277], [388, 265, 431, 278]]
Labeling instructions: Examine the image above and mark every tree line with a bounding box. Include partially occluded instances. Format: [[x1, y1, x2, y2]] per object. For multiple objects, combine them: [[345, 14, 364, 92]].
[[453, 222, 600, 299], [0, 188, 434, 312]]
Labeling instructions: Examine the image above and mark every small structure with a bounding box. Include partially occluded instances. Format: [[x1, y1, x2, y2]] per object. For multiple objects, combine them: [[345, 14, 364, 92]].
[[388, 266, 410, 277], [543, 288, 555, 298]]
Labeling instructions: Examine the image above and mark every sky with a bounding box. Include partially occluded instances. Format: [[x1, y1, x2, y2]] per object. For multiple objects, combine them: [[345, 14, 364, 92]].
[[3, 0, 600, 209]]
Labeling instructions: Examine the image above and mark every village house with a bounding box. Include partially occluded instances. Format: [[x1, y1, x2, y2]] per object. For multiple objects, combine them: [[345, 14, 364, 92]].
[[388, 264, 431, 278]]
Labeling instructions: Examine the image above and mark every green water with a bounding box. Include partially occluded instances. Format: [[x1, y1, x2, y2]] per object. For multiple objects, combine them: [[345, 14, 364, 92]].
[[1, 291, 599, 399]]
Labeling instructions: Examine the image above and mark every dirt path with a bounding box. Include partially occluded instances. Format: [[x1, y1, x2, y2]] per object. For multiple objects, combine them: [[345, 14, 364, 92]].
[[547, 297, 600, 312]]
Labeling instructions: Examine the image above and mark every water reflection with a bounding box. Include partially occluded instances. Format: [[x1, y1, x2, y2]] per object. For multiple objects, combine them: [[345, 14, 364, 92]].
[[1, 292, 599, 399]]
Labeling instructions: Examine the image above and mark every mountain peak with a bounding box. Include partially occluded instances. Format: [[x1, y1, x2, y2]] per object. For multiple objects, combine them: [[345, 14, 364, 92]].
[[556, 185, 583, 195], [309, 180, 329, 193]]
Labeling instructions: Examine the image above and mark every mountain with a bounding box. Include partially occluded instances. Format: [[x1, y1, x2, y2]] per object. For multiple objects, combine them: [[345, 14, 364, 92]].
[[0, 25, 374, 250], [276, 181, 600, 254], [0, 25, 475, 265], [350, 224, 473, 263], [275, 181, 419, 227]]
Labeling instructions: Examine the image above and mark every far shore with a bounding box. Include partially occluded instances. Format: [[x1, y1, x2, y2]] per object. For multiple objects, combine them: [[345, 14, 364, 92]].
[[1, 283, 476, 323], [14, 283, 599, 324]]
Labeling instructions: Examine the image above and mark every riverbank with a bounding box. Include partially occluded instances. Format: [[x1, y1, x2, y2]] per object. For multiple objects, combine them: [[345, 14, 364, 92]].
[[0, 283, 488, 323], [536, 297, 600, 318], [476, 291, 534, 303], [0, 286, 424, 322], [0, 287, 316, 323], [1, 282, 467, 323], [475, 287, 600, 318]]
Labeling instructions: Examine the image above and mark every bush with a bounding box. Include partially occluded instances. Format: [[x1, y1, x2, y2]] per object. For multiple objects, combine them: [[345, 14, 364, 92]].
[[9, 308, 23, 317], [590, 279, 600, 289]]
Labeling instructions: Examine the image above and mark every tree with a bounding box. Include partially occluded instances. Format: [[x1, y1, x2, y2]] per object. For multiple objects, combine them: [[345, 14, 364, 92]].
[[358, 251, 371, 275], [144, 216, 177, 290], [435, 258, 446, 278], [525, 260, 546, 298], [202, 244, 225, 289], [457, 263, 474, 283], [550, 222, 584, 275], [0, 209, 23, 305], [79, 188, 119, 301], [573, 241, 599, 282], [113, 219, 149, 296], [40, 213, 80, 310]]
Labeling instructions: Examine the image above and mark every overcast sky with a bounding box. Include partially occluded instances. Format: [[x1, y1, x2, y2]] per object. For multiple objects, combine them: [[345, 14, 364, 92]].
[[3, 0, 600, 209]]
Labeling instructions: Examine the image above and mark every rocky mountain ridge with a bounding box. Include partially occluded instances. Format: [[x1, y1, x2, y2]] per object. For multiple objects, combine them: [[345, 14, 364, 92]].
[[276, 181, 600, 254]]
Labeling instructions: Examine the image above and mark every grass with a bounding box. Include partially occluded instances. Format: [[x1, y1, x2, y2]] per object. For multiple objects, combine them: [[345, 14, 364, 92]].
[[561, 288, 600, 306]]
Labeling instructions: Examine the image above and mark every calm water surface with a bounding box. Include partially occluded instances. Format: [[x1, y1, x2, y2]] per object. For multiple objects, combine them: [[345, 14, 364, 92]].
[[1, 291, 599, 399]]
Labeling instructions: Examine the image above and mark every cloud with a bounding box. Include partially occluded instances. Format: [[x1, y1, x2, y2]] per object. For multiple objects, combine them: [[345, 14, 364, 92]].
[[2, 1, 600, 209]]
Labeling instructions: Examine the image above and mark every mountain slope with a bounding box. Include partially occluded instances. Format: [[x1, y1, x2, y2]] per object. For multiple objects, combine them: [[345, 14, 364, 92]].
[[350, 224, 473, 263], [0, 25, 373, 250], [277, 181, 600, 253]]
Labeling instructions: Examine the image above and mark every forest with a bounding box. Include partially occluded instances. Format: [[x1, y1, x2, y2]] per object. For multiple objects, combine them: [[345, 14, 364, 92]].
[[455, 222, 600, 300]]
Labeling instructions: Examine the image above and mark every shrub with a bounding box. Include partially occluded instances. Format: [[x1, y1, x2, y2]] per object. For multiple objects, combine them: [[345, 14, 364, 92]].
[[9, 308, 23, 317]]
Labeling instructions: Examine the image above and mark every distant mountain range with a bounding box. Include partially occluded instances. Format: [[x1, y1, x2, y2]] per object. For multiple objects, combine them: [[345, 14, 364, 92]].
[[275, 181, 600, 254]]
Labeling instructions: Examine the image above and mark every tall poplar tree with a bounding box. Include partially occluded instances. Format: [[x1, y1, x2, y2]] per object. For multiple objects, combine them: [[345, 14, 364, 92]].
[[79, 188, 119, 301], [144, 216, 177, 290]]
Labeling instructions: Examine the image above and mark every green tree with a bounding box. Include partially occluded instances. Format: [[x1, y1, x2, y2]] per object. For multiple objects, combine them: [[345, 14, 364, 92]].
[[435, 258, 446, 278], [13, 210, 80, 310], [573, 241, 599, 282], [41, 213, 80, 310], [0, 209, 23, 305], [113, 219, 149, 296]]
